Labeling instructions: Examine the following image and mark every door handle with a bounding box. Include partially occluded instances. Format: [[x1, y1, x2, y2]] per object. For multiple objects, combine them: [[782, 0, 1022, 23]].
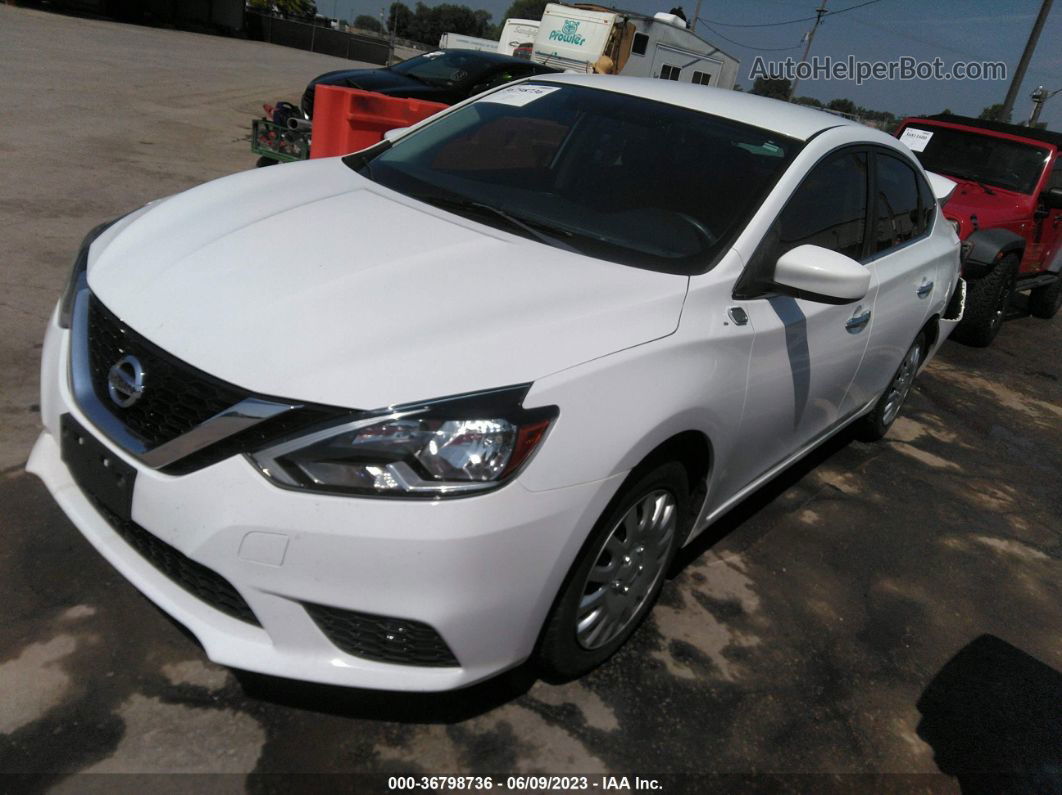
[[845, 309, 872, 333], [917, 280, 934, 298]]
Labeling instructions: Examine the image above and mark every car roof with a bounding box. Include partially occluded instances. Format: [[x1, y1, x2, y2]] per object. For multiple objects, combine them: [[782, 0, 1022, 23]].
[[529, 74, 861, 141], [439, 48, 560, 71], [906, 113, 1062, 149]]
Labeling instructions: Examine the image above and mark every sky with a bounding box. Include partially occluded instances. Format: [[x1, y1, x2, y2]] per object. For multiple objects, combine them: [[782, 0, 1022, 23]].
[[321, 0, 1062, 130]]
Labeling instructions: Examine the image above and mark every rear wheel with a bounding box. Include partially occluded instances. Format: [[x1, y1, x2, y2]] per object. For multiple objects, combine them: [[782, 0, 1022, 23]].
[[1028, 276, 1062, 319], [951, 254, 1018, 347], [536, 461, 689, 680], [854, 332, 925, 441]]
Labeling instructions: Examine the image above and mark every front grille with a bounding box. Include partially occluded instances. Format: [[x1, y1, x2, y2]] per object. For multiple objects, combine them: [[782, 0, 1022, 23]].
[[87, 296, 248, 449], [305, 603, 459, 667], [93, 499, 261, 627]]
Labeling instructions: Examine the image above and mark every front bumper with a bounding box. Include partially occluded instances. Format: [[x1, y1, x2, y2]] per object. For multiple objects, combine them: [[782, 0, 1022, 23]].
[[28, 309, 624, 690]]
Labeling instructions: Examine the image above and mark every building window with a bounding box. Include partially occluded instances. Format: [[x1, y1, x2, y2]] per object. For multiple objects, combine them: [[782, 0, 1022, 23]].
[[660, 64, 681, 80], [692, 71, 712, 85], [632, 33, 648, 55]]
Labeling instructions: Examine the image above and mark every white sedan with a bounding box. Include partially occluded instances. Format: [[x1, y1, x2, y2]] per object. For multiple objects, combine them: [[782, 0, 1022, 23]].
[[29, 75, 962, 690]]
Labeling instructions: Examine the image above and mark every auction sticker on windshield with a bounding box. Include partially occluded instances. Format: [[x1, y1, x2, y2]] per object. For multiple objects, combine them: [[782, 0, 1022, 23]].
[[480, 84, 561, 106], [899, 127, 933, 152]]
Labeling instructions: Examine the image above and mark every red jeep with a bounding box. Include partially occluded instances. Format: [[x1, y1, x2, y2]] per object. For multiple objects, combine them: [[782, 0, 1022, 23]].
[[894, 114, 1062, 346]]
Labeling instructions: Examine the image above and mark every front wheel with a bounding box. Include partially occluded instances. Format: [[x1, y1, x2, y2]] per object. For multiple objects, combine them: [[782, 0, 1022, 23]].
[[951, 255, 1018, 347], [536, 461, 689, 680], [1028, 276, 1062, 319], [854, 332, 926, 441]]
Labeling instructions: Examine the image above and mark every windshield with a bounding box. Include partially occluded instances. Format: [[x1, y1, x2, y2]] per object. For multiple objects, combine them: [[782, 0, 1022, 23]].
[[351, 83, 798, 274], [902, 124, 1049, 194], [389, 51, 495, 87]]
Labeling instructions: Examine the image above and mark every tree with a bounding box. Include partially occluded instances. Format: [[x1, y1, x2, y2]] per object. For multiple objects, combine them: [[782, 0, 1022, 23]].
[[405, 2, 493, 45], [826, 97, 857, 115], [794, 95, 823, 108], [501, 0, 548, 22], [979, 103, 1011, 122], [388, 1, 413, 36], [354, 14, 384, 33], [750, 76, 791, 100], [248, 0, 317, 19]]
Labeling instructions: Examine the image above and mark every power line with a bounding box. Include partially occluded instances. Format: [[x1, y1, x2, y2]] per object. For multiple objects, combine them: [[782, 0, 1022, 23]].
[[696, 20, 803, 51], [700, 0, 883, 29]]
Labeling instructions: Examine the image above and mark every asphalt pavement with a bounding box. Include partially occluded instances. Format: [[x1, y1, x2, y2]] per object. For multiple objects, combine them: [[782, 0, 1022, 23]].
[[0, 6, 1059, 792]]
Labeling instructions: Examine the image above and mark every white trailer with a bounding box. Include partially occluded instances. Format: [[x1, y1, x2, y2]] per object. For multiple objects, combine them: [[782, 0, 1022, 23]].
[[438, 33, 500, 53], [497, 19, 540, 57], [531, 4, 739, 88]]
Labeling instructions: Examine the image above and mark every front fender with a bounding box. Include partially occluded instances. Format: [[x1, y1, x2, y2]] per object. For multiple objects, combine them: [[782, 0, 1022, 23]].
[[962, 228, 1025, 279]]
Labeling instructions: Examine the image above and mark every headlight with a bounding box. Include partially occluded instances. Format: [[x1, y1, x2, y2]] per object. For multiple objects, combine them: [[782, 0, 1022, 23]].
[[58, 217, 125, 329], [249, 386, 557, 498]]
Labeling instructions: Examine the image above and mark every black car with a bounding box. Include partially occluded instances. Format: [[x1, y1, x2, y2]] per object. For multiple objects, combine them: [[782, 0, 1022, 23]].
[[301, 49, 561, 117]]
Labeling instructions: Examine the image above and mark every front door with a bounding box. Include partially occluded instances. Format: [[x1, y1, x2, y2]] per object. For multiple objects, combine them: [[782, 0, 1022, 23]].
[[727, 150, 876, 491]]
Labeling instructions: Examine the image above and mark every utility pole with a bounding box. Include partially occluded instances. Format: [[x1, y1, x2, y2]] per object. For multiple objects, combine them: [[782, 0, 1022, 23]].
[[1028, 85, 1062, 126], [789, 0, 828, 100], [692, 0, 704, 33], [1001, 0, 1053, 122]]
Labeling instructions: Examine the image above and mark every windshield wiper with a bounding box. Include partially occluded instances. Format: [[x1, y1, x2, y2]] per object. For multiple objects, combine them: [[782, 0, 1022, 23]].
[[416, 195, 581, 253]]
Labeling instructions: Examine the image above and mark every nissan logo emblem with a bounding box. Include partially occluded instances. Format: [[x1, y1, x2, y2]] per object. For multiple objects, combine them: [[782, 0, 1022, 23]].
[[107, 354, 146, 408]]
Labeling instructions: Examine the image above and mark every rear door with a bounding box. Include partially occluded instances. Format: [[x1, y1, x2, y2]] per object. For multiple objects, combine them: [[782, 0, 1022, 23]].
[[845, 149, 941, 412]]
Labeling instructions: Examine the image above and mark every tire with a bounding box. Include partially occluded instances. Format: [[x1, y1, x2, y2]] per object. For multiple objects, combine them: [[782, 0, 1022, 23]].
[[951, 254, 1018, 347], [1028, 276, 1062, 319], [854, 332, 926, 442], [255, 155, 278, 168], [536, 461, 690, 680]]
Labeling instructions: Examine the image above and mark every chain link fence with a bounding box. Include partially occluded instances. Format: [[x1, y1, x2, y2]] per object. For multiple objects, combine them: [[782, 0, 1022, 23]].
[[245, 11, 392, 65]]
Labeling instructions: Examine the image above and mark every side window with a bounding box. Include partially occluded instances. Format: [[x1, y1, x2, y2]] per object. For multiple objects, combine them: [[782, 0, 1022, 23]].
[[1049, 163, 1062, 190], [874, 153, 921, 254], [691, 71, 712, 85], [915, 168, 936, 235], [632, 33, 648, 55], [774, 150, 868, 262], [659, 64, 681, 80]]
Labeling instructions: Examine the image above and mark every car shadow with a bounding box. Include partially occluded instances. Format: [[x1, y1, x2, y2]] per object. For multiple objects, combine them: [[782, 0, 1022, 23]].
[[916, 634, 1062, 794]]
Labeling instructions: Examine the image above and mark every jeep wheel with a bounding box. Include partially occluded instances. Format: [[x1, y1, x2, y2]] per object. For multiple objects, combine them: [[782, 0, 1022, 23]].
[[1028, 276, 1062, 319], [536, 461, 688, 681], [854, 332, 925, 441], [951, 254, 1018, 347]]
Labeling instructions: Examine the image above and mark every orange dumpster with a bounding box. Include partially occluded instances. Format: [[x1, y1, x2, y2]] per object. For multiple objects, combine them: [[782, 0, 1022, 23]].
[[310, 85, 447, 159]]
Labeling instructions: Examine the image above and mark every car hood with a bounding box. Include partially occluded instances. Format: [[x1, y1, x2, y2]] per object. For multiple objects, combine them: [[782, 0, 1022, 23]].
[[87, 159, 689, 410], [941, 180, 1032, 229]]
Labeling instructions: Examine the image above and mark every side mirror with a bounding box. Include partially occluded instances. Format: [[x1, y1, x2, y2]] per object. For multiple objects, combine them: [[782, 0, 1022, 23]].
[[773, 244, 870, 303], [1041, 186, 1062, 210], [382, 126, 410, 143]]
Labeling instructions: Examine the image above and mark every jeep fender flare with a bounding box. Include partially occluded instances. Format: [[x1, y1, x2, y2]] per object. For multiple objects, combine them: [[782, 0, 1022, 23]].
[[962, 228, 1025, 279]]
